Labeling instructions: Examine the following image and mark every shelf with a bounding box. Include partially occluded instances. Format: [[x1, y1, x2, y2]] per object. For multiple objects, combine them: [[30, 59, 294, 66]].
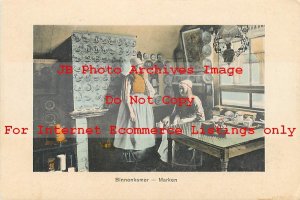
[[70, 109, 109, 119], [34, 143, 77, 153]]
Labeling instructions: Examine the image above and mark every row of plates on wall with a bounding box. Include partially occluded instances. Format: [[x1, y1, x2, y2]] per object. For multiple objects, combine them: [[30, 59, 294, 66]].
[[163, 74, 213, 98], [137, 51, 214, 101]]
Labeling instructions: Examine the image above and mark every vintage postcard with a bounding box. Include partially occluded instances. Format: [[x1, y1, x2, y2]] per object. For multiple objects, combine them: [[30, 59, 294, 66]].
[[0, 1, 300, 200]]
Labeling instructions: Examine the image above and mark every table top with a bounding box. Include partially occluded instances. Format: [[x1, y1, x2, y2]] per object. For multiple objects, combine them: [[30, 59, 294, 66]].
[[172, 122, 264, 148]]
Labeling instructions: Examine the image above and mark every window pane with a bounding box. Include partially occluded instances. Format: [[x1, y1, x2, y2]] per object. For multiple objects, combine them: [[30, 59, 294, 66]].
[[220, 73, 233, 85], [234, 63, 250, 85], [252, 93, 264, 109], [251, 62, 260, 85], [222, 91, 250, 107]]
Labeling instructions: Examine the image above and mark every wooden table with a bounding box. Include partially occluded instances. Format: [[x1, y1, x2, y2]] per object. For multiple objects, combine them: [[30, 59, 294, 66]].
[[167, 124, 265, 171]]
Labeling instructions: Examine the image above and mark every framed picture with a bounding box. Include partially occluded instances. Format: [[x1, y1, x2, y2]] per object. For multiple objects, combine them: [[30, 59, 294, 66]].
[[181, 28, 202, 67]]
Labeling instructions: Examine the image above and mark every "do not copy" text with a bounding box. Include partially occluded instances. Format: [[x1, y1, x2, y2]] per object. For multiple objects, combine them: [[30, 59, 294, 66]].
[[105, 95, 194, 106]]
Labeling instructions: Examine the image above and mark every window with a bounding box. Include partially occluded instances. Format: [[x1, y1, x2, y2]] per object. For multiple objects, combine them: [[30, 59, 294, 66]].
[[219, 36, 265, 110], [222, 91, 249, 107], [252, 93, 264, 109]]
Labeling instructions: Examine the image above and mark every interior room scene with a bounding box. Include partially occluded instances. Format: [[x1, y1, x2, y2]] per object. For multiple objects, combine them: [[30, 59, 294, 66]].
[[33, 25, 265, 172]]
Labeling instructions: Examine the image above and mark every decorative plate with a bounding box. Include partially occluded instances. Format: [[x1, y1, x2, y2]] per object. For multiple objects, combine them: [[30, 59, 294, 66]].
[[157, 53, 163, 61], [72, 33, 81, 42], [101, 37, 108, 44], [154, 60, 164, 68], [150, 54, 156, 61], [144, 60, 153, 68], [202, 31, 212, 44], [202, 58, 212, 67], [202, 45, 212, 57], [132, 50, 137, 57], [143, 53, 149, 60], [74, 85, 82, 91], [202, 74, 213, 83], [154, 96, 162, 105], [44, 113, 57, 124], [117, 38, 123, 46], [44, 100, 56, 111], [82, 34, 90, 43], [131, 41, 136, 47], [73, 64, 81, 72], [94, 36, 99, 43]]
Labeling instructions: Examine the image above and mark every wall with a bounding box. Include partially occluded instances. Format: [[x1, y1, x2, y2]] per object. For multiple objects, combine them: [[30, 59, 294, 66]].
[[33, 25, 182, 60]]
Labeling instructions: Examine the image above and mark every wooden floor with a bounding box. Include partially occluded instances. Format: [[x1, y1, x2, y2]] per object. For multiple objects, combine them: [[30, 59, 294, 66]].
[[88, 139, 265, 172]]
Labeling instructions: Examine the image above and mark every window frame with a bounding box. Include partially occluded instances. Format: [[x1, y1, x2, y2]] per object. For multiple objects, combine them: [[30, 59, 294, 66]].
[[218, 35, 265, 111]]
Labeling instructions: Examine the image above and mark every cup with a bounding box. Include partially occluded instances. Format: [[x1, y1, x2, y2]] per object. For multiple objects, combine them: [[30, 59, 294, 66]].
[[243, 117, 253, 127]]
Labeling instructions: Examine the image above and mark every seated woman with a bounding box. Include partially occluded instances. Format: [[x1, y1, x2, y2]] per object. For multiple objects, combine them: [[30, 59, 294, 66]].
[[158, 79, 205, 164], [113, 57, 156, 163]]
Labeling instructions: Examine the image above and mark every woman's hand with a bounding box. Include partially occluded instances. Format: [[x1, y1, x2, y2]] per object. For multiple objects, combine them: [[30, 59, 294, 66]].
[[130, 111, 136, 122], [162, 116, 170, 126], [179, 117, 195, 124]]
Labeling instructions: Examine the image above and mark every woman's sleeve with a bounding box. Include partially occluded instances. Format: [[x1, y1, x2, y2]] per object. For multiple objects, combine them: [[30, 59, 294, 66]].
[[145, 79, 155, 98], [194, 96, 206, 121], [123, 76, 132, 106]]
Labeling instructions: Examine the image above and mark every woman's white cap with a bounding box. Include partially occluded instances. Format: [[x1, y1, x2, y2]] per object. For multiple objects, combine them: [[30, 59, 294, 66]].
[[179, 79, 193, 89]]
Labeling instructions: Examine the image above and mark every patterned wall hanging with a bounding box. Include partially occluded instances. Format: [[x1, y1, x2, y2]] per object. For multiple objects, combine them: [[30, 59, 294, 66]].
[[71, 32, 136, 113]]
